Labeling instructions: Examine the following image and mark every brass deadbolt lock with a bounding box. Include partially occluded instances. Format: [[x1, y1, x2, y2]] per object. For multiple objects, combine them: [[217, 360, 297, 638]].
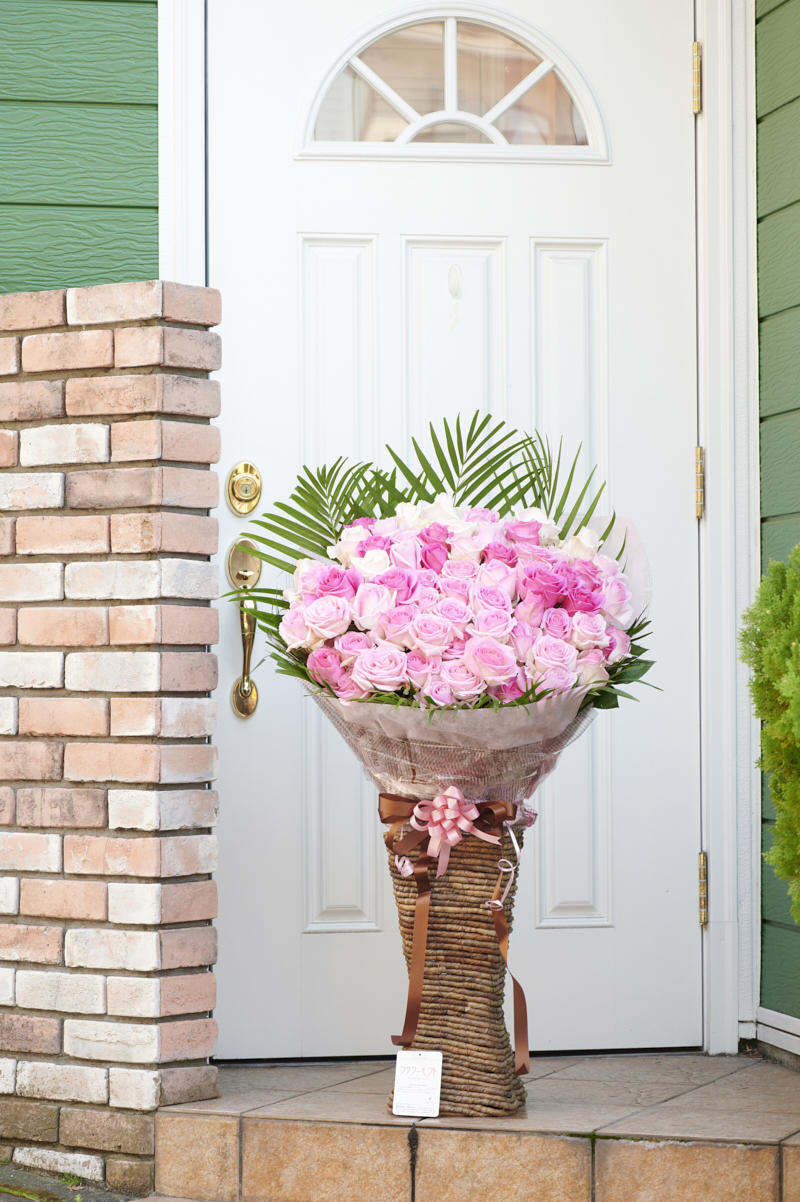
[[226, 462, 262, 515]]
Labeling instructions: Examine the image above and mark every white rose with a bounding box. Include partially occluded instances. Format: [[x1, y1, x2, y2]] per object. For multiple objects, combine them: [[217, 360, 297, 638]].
[[327, 525, 369, 566], [394, 502, 426, 531], [350, 548, 391, 580], [418, 494, 474, 536], [566, 526, 601, 560]]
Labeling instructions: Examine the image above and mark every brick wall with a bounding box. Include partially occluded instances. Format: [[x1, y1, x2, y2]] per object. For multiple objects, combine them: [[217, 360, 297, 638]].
[[0, 281, 221, 1194]]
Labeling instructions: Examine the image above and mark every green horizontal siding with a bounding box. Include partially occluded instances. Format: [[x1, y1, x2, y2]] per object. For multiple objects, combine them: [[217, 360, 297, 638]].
[[757, 0, 800, 1024], [0, 0, 158, 294]]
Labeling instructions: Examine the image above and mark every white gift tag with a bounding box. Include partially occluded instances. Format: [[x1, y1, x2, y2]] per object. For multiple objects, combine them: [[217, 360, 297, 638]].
[[392, 1049, 443, 1117]]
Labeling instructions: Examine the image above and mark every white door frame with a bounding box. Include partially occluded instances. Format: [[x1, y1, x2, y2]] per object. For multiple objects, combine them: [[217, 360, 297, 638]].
[[158, 0, 762, 1055]]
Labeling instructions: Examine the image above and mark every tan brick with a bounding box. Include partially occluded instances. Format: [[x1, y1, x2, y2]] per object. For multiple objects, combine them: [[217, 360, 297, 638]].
[[66, 279, 161, 325], [0, 698, 17, 735], [105, 1156, 154, 1194], [0, 519, 14, 555], [65, 560, 160, 601], [0, 927, 62, 967], [0, 743, 62, 782], [0, 337, 20, 375], [64, 743, 161, 784], [115, 326, 221, 371], [160, 698, 216, 738], [0, 611, 15, 646], [13, 1146, 103, 1181], [159, 1064, 218, 1106], [108, 788, 218, 832], [159, 833, 217, 876], [107, 604, 159, 644], [159, 1017, 217, 1062], [160, 559, 218, 600], [0, 563, 63, 602], [111, 419, 220, 464], [0, 833, 61, 872], [160, 745, 219, 785], [16, 787, 106, 828], [109, 697, 160, 736], [65, 649, 159, 690], [0, 650, 63, 686], [0, 430, 18, 467], [17, 606, 108, 646], [160, 928, 217, 971], [0, 289, 66, 331], [61, 1106, 154, 1156], [106, 975, 159, 1017], [64, 834, 161, 876], [108, 603, 219, 645], [160, 651, 218, 691], [19, 423, 109, 467], [162, 881, 218, 923], [22, 328, 113, 372], [161, 466, 219, 508], [162, 281, 221, 326], [109, 1066, 160, 1109], [107, 882, 162, 924], [20, 878, 107, 921], [16, 1061, 107, 1104], [0, 379, 63, 421], [0, 1014, 50, 1056], [0, 877, 22, 915], [0, 1098, 58, 1142], [66, 466, 160, 509], [18, 697, 108, 737], [0, 473, 63, 511], [110, 511, 219, 555], [0, 788, 14, 825], [161, 972, 216, 1017], [65, 931, 159, 973], [15, 970, 104, 1015], [15, 514, 109, 555], [66, 372, 220, 418]]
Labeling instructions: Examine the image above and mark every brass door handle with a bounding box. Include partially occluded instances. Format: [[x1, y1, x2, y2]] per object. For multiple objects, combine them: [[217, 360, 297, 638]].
[[232, 596, 258, 718]]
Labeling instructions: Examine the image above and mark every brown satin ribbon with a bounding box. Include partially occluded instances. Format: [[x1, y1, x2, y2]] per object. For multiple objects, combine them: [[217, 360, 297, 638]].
[[378, 791, 530, 1076]]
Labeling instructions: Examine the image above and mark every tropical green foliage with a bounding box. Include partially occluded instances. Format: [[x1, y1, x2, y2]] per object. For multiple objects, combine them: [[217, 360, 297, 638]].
[[741, 545, 800, 922]]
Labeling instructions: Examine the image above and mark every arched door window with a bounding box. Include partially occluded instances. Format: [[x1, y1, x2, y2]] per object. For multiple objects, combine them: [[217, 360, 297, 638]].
[[307, 14, 606, 158]]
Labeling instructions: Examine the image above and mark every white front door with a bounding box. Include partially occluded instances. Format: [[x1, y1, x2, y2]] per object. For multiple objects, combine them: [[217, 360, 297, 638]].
[[207, 0, 701, 1058]]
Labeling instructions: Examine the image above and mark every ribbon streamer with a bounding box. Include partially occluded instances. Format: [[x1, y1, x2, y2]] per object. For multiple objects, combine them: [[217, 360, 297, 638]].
[[378, 790, 531, 1076]]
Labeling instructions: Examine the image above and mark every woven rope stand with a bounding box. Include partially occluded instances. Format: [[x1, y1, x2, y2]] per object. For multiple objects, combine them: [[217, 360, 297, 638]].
[[386, 826, 526, 1116]]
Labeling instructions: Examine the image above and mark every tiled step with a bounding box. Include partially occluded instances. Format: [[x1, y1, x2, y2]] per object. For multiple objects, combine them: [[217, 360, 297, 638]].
[[151, 1052, 800, 1202]]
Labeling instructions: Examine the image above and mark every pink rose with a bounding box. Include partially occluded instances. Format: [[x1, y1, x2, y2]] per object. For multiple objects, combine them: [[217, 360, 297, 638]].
[[423, 676, 455, 706], [477, 560, 517, 599], [515, 594, 545, 627], [449, 535, 484, 562], [577, 648, 609, 686], [279, 605, 312, 651], [535, 665, 578, 694], [562, 582, 603, 616], [470, 583, 512, 613], [602, 577, 634, 627], [417, 569, 439, 589], [304, 595, 351, 640], [359, 534, 392, 553], [420, 543, 448, 573], [605, 628, 631, 664], [530, 634, 578, 674], [441, 559, 478, 581], [463, 636, 518, 686], [439, 659, 485, 700], [389, 536, 422, 572], [510, 620, 535, 660], [434, 597, 472, 634], [379, 605, 417, 648], [442, 636, 466, 660], [334, 668, 371, 702], [352, 582, 394, 631], [468, 608, 515, 642], [505, 519, 542, 554], [334, 631, 373, 665], [465, 506, 499, 522], [371, 516, 399, 536], [293, 560, 326, 601], [306, 647, 345, 689], [375, 568, 418, 605], [406, 651, 441, 689], [483, 541, 518, 567], [489, 668, 528, 703], [409, 613, 453, 656], [351, 643, 409, 692], [439, 577, 472, 602], [518, 563, 564, 608], [418, 522, 451, 546], [573, 559, 602, 589], [316, 565, 363, 600], [542, 607, 572, 640], [570, 610, 609, 650]]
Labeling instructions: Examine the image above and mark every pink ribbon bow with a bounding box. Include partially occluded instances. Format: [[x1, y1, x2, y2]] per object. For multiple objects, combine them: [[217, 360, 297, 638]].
[[401, 785, 501, 877]]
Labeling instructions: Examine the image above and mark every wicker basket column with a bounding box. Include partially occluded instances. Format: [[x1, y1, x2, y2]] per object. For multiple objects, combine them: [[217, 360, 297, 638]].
[[387, 825, 526, 1117]]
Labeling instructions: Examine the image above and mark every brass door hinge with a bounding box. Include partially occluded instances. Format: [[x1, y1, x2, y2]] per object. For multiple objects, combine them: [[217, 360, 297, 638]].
[[692, 42, 702, 114], [699, 851, 708, 927], [695, 446, 705, 519]]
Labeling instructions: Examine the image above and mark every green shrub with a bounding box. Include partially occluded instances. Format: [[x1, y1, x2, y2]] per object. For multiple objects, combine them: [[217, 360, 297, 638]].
[[740, 544, 800, 921]]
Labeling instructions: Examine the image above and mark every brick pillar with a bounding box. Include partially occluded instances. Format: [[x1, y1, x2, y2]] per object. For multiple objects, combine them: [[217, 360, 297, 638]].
[[0, 281, 221, 1195]]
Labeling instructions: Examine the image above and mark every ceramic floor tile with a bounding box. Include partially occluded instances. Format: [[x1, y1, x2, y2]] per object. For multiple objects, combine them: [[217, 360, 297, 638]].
[[155, 1112, 239, 1202], [161, 1087, 301, 1115], [597, 1104, 800, 1144], [327, 1067, 396, 1093], [526, 1076, 689, 1108], [551, 1053, 751, 1086], [783, 1144, 800, 1202], [245, 1086, 416, 1125], [420, 1100, 647, 1134], [656, 1060, 800, 1115], [415, 1128, 591, 1202], [595, 1138, 779, 1202], [523, 1055, 585, 1080], [214, 1060, 388, 1093]]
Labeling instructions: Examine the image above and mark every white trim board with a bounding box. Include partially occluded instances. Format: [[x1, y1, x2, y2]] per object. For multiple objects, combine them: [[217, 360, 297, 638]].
[[158, 0, 762, 1055], [158, 0, 207, 285]]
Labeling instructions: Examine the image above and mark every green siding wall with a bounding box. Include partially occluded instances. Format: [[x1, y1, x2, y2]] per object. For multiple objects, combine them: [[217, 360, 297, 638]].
[[0, 0, 158, 294], [757, 0, 800, 1020]]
